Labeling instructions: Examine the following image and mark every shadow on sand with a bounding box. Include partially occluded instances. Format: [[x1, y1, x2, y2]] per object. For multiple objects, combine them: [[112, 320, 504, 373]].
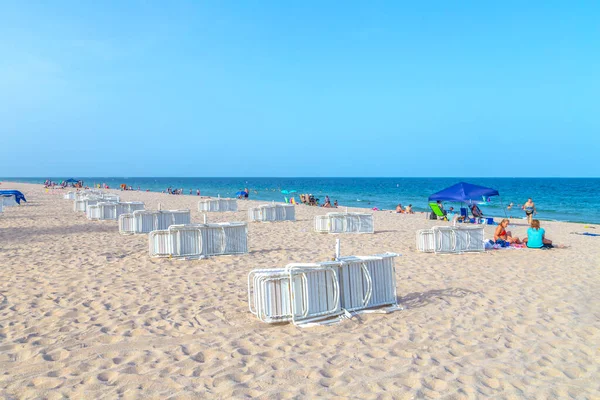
[[398, 287, 481, 310]]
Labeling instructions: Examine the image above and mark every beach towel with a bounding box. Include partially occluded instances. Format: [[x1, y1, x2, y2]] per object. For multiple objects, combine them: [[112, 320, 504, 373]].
[[571, 232, 600, 237]]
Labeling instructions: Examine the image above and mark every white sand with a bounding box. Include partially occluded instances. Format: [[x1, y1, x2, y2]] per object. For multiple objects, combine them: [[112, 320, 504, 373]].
[[1, 182, 599, 399]]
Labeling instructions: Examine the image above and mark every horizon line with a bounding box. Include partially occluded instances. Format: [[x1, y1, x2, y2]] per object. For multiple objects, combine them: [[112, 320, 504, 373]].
[[2, 176, 599, 180]]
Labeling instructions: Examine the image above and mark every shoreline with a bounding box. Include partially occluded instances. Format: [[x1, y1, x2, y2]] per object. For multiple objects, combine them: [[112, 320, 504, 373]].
[[3, 178, 597, 225]]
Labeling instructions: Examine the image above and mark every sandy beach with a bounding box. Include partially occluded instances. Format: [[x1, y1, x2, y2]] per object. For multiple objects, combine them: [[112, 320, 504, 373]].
[[1, 182, 599, 399]]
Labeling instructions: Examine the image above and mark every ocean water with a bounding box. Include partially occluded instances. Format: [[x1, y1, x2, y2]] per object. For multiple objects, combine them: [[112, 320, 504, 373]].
[[3, 177, 599, 224]]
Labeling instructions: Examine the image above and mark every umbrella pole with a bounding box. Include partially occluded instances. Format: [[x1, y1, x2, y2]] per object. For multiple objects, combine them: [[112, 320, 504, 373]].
[[498, 196, 508, 220]]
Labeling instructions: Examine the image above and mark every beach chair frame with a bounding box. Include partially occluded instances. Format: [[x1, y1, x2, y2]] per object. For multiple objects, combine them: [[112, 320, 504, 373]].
[[315, 212, 374, 234], [248, 204, 295, 222], [198, 198, 238, 212], [148, 222, 248, 259]]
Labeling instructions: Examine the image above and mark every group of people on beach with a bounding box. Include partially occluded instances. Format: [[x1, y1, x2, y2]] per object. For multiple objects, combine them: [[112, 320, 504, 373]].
[[321, 195, 338, 208], [493, 218, 554, 249], [44, 179, 84, 188], [395, 203, 414, 214]]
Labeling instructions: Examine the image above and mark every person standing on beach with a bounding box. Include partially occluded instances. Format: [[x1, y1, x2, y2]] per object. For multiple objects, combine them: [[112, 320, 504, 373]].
[[522, 198, 536, 224]]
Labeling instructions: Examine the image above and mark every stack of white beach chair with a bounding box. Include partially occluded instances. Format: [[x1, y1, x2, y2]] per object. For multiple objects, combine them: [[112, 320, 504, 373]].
[[148, 222, 248, 259], [248, 204, 295, 222], [119, 209, 191, 234], [73, 192, 121, 212], [87, 201, 145, 220], [314, 212, 374, 234], [248, 250, 400, 327], [416, 225, 485, 254], [198, 198, 238, 212]]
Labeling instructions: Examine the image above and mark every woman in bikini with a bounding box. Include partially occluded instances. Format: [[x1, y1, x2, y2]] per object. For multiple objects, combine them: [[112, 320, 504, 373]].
[[494, 219, 521, 244], [522, 198, 536, 224]]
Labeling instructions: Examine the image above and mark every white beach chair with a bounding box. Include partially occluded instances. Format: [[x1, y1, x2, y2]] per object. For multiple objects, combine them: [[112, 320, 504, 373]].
[[148, 222, 248, 259], [73, 199, 87, 212], [64, 191, 75, 200], [248, 265, 341, 326], [248, 252, 400, 327], [248, 204, 295, 222], [115, 202, 144, 217], [314, 215, 330, 233], [315, 212, 374, 234], [86, 204, 102, 220], [118, 213, 135, 234], [198, 198, 238, 212], [1, 195, 19, 207], [454, 226, 486, 253], [416, 226, 486, 254], [433, 226, 456, 254], [119, 209, 192, 235], [416, 229, 436, 253]]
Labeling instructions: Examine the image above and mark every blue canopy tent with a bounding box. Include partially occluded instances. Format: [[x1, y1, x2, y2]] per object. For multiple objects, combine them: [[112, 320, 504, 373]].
[[0, 190, 27, 205], [64, 178, 79, 183], [428, 182, 505, 219]]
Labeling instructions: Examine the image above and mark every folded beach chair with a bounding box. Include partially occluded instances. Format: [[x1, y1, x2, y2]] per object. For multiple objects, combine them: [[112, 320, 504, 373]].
[[116, 202, 145, 216], [334, 253, 399, 313], [428, 202, 447, 221], [248, 265, 341, 325], [86, 204, 103, 220], [198, 198, 238, 212], [314, 212, 374, 234], [416, 229, 436, 253], [248, 204, 295, 222], [454, 226, 486, 252], [416, 225, 485, 254], [118, 209, 191, 234], [248, 252, 400, 327], [148, 222, 248, 259], [1, 195, 19, 207]]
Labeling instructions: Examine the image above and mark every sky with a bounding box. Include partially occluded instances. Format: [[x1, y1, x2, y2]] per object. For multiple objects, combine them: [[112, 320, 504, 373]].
[[1, 1, 599, 177]]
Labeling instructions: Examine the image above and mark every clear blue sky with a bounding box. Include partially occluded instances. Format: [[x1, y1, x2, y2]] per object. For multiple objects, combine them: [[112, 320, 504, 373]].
[[1, 1, 598, 177]]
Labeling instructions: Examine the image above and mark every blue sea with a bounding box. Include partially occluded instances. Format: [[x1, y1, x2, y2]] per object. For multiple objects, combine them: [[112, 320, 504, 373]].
[[3, 177, 599, 224]]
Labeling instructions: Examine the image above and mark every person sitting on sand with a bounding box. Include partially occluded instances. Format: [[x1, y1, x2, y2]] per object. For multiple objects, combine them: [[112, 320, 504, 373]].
[[405, 204, 414, 214], [334, 200, 338, 208], [322, 198, 332, 208], [470, 204, 483, 218], [494, 219, 521, 244], [395, 204, 404, 213], [523, 219, 553, 249]]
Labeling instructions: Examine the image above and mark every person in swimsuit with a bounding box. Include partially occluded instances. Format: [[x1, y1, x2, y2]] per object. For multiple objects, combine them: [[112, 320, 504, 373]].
[[523, 219, 553, 249], [522, 198, 536, 224], [494, 219, 521, 244], [395, 204, 404, 213]]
